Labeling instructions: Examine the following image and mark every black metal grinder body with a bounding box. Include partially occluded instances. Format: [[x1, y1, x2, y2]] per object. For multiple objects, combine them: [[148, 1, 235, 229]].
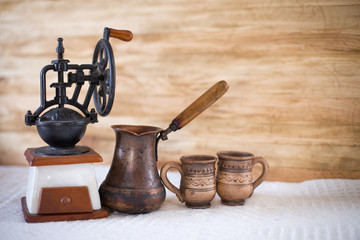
[[25, 27, 133, 155]]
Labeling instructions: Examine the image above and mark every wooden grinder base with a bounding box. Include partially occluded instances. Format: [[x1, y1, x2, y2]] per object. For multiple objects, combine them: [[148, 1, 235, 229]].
[[21, 197, 108, 223], [22, 147, 108, 223]]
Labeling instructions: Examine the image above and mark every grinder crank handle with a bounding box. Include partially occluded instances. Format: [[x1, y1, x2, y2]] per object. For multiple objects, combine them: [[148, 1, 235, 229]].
[[105, 28, 133, 42], [160, 80, 229, 140]]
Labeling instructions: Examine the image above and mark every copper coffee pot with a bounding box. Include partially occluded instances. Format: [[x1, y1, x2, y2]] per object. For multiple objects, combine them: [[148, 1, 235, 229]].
[[99, 81, 229, 213]]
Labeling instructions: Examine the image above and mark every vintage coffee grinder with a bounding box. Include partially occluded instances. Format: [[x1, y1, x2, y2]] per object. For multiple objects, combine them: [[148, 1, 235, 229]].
[[21, 27, 132, 223]]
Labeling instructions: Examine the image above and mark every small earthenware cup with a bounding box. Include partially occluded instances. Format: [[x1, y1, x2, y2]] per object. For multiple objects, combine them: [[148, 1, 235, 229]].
[[216, 151, 269, 206], [160, 155, 217, 209]]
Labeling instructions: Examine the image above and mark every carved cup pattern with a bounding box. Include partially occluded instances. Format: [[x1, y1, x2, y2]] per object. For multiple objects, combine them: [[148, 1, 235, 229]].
[[219, 161, 252, 170], [184, 167, 215, 174], [184, 177, 215, 187], [218, 173, 252, 184]]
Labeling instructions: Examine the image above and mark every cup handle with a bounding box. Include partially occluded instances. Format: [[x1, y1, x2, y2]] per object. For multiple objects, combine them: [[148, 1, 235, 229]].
[[160, 162, 184, 202], [252, 157, 269, 190]]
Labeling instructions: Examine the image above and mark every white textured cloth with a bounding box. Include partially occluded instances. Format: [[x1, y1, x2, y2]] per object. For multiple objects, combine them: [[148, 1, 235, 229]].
[[0, 166, 359, 240]]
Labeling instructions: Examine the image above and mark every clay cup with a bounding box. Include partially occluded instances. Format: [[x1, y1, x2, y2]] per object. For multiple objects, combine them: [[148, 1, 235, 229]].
[[160, 155, 217, 209], [216, 151, 269, 205]]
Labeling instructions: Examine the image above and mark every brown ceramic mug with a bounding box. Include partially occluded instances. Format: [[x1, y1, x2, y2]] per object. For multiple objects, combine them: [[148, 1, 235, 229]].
[[160, 155, 217, 208], [216, 151, 269, 205]]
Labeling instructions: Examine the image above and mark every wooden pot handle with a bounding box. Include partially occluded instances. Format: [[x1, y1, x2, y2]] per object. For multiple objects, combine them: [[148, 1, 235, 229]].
[[252, 157, 269, 189], [160, 162, 184, 202], [172, 80, 229, 129], [160, 80, 229, 140]]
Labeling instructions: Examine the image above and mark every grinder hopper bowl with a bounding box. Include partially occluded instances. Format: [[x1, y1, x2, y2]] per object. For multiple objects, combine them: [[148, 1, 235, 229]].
[[21, 27, 132, 223]]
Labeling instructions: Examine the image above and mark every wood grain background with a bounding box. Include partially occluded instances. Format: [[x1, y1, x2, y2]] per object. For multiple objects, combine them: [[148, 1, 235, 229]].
[[0, 0, 359, 180]]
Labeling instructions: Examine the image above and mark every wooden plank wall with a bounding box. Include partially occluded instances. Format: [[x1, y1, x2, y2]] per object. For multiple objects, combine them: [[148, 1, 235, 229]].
[[0, 0, 359, 180]]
